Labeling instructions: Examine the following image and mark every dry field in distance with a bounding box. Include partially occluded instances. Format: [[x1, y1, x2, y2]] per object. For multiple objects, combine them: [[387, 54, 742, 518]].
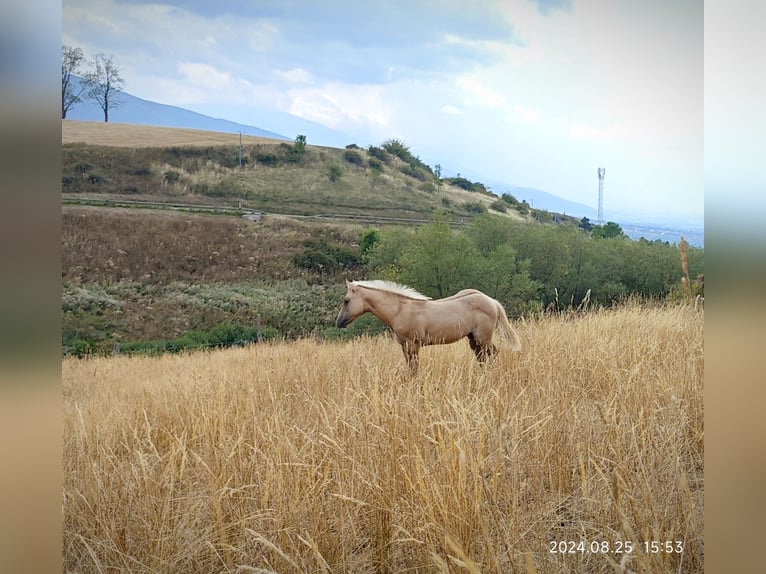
[[63, 302, 703, 573], [62, 120, 286, 148]]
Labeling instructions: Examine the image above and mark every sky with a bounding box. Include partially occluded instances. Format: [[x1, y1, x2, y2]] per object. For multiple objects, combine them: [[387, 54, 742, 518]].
[[62, 0, 703, 224]]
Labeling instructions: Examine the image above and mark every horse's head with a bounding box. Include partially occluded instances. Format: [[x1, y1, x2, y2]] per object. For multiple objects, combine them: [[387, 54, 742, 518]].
[[336, 281, 366, 328]]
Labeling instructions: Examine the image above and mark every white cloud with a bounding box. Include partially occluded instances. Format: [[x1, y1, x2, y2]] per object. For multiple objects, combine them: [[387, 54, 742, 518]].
[[286, 83, 391, 133], [178, 62, 232, 89], [506, 105, 540, 124], [274, 67, 314, 85], [440, 104, 462, 115], [456, 75, 506, 108]]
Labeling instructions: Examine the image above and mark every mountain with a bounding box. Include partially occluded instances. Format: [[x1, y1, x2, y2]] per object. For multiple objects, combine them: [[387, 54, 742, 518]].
[[64, 77, 355, 144], [486, 182, 598, 220]]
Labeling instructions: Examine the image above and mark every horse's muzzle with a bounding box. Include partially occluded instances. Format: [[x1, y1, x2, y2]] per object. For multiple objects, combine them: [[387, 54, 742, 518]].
[[336, 316, 348, 328]]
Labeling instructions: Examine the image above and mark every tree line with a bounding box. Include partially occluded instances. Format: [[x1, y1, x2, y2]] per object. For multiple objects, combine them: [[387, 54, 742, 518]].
[[359, 213, 703, 316], [62, 45, 124, 122]]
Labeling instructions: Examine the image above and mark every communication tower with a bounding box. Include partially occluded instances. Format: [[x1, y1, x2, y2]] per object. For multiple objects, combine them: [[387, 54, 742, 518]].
[[597, 167, 605, 224]]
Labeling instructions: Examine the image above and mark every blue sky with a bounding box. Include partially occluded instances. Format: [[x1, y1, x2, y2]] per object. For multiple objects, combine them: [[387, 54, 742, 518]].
[[63, 0, 703, 223]]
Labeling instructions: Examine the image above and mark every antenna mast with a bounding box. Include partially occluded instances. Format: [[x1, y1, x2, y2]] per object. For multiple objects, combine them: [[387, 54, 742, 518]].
[[597, 167, 605, 224]]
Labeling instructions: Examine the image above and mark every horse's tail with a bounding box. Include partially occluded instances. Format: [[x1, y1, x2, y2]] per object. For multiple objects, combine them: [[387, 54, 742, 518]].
[[494, 301, 522, 352]]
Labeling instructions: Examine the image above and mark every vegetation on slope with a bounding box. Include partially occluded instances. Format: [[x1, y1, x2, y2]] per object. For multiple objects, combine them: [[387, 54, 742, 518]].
[[62, 206, 703, 356]]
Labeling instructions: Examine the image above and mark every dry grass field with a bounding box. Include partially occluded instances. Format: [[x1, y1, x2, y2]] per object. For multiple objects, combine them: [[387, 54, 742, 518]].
[[62, 302, 703, 573], [63, 120, 286, 147]]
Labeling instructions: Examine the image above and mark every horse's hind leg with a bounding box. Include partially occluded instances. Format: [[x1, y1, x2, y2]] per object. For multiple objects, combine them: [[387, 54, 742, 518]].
[[468, 333, 497, 363]]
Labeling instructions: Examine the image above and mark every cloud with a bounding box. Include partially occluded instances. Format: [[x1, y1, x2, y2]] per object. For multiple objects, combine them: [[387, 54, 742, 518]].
[[440, 105, 462, 115], [456, 75, 506, 108], [274, 67, 314, 85], [178, 62, 232, 89], [286, 83, 391, 133], [506, 105, 541, 124]]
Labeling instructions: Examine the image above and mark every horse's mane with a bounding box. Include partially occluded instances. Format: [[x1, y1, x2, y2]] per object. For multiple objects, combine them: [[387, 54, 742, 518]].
[[352, 280, 431, 300]]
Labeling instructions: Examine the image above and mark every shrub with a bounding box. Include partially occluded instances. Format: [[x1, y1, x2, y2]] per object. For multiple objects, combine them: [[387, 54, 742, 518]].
[[287, 134, 307, 163], [255, 153, 279, 166], [119, 323, 265, 355], [360, 228, 381, 260], [382, 138, 412, 162], [293, 238, 360, 273], [327, 164, 343, 182], [163, 170, 180, 183], [462, 201, 487, 214], [343, 150, 366, 167], [367, 146, 389, 162], [399, 164, 428, 181], [130, 167, 153, 177], [490, 200, 508, 213]]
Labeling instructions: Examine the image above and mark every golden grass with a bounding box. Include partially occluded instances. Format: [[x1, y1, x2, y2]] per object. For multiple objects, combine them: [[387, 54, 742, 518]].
[[62, 120, 285, 148], [63, 303, 703, 573]]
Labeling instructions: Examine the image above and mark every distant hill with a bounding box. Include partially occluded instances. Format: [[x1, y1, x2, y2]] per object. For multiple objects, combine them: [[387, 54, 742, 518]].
[[487, 182, 598, 221], [64, 76, 355, 144]]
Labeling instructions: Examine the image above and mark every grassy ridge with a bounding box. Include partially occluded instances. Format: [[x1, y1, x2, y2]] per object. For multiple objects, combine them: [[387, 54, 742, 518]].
[[63, 302, 704, 573], [62, 121, 516, 221]]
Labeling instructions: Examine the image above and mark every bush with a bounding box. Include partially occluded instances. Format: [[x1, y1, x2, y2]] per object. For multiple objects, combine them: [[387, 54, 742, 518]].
[[119, 323, 264, 355], [255, 153, 279, 166], [400, 164, 428, 181], [367, 146, 389, 162], [293, 238, 360, 273], [130, 167, 153, 177], [462, 201, 487, 214], [327, 164, 343, 182], [343, 150, 366, 167], [360, 228, 381, 260], [382, 138, 412, 162], [490, 200, 508, 213]]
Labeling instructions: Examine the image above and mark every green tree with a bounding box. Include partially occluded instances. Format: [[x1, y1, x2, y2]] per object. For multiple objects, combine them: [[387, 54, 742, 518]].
[[359, 228, 381, 262], [397, 215, 479, 298], [466, 214, 512, 255], [382, 138, 412, 162], [506, 223, 575, 306], [592, 221, 625, 239], [289, 134, 307, 162], [473, 243, 540, 315]]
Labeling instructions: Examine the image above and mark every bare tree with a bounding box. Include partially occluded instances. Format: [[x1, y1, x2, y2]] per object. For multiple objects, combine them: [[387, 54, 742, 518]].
[[62, 45, 86, 119], [83, 53, 124, 123]]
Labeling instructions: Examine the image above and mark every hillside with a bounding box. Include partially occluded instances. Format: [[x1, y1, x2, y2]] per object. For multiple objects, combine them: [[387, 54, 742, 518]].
[[62, 120, 528, 222]]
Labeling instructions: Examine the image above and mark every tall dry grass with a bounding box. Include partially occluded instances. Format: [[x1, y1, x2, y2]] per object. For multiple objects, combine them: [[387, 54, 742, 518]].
[[63, 302, 703, 573]]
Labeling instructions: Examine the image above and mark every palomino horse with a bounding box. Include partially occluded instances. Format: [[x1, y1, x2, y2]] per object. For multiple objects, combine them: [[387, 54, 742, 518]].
[[335, 280, 522, 373]]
